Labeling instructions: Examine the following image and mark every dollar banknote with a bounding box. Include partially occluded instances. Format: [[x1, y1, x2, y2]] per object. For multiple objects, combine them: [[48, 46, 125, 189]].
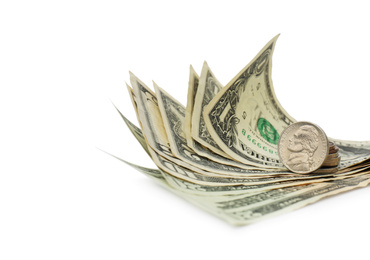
[[331, 138, 370, 169], [184, 66, 200, 148], [191, 62, 231, 158], [204, 35, 295, 168], [184, 66, 260, 170], [130, 73, 172, 158], [112, 100, 150, 156]]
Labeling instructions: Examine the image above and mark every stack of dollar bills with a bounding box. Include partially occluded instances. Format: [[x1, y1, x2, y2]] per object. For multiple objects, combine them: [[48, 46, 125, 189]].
[[109, 35, 370, 226]]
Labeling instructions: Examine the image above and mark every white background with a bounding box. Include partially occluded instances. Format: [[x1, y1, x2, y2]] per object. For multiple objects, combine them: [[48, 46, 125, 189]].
[[1, 1, 370, 259]]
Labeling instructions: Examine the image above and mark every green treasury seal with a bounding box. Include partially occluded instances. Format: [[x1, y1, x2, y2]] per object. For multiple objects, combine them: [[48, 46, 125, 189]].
[[257, 118, 279, 145]]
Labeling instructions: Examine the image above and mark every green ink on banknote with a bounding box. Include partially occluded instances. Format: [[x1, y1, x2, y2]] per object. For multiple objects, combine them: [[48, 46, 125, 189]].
[[257, 118, 279, 145]]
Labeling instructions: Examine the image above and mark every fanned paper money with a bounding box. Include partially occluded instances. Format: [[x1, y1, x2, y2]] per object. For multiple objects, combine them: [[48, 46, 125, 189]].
[[106, 35, 370, 226]]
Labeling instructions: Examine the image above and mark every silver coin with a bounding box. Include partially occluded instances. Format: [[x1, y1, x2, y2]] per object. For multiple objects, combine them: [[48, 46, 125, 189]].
[[278, 121, 329, 174], [322, 155, 341, 167], [326, 152, 339, 160], [313, 166, 339, 174]]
